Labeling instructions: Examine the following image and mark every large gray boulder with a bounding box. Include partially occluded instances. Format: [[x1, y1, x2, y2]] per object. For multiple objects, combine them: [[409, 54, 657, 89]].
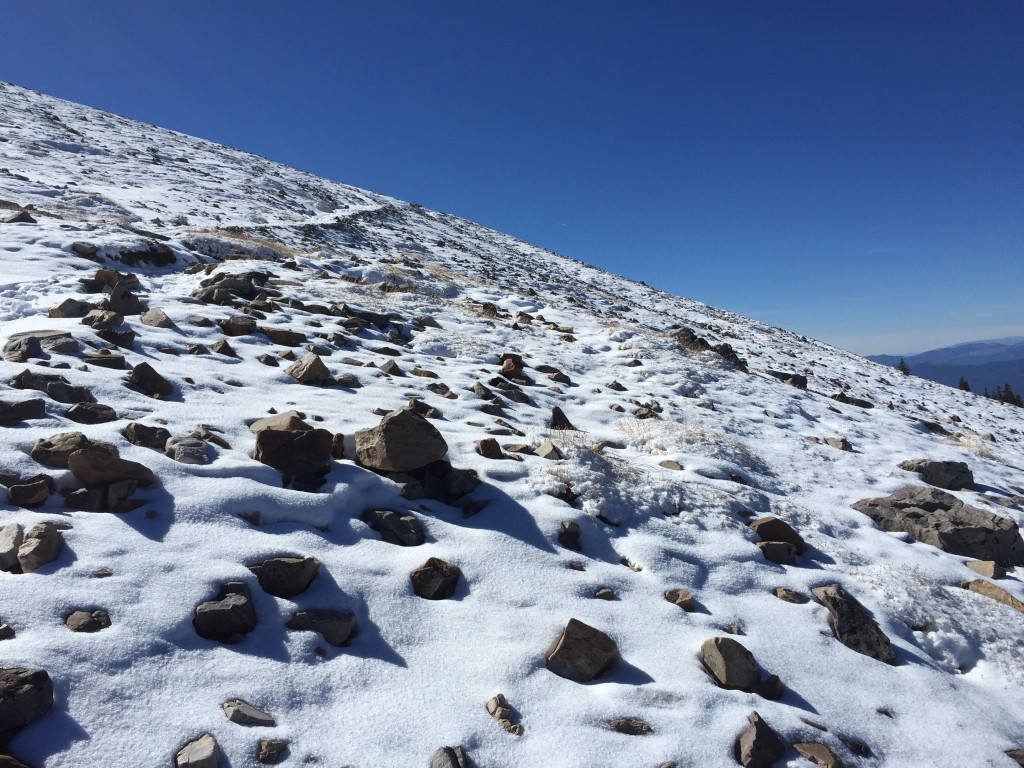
[[699, 636, 762, 691], [0, 667, 53, 746], [812, 584, 896, 664], [355, 408, 448, 473], [898, 459, 974, 491], [852, 486, 1024, 566], [546, 618, 618, 682], [253, 428, 333, 477], [68, 449, 157, 488]]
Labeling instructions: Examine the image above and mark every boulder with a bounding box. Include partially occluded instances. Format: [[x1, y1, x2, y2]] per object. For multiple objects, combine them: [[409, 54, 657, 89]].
[[65, 402, 117, 424], [218, 315, 258, 336], [0, 525, 24, 573], [898, 459, 974, 491], [285, 352, 331, 384], [363, 509, 425, 546], [355, 408, 448, 473], [249, 411, 313, 433], [249, 556, 320, 598], [31, 432, 117, 468], [174, 733, 220, 768], [221, 698, 277, 727], [735, 711, 785, 768], [123, 422, 172, 450], [65, 609, 111, 632], [749, 516, 806, 554], [699, 637, 762, 692], [193, 583, 258, 643], [68, 449, 156, 488], [410, 557, 462, 600], [851, 486, 1024, 566], [253, 428, 333, 477], [0, 399, 45, 425], [127, 362, 173, 398], [140, 307, 175, 328], [546, 618, 618, 682], [8, 475, 53, 507], [259, 326, 306, 346], [49, 298, 94, 319], [286, 609, 357, 647], [0, 668, 53, 745], [811, 584, 896, 663], [17, 523, 63, 573]]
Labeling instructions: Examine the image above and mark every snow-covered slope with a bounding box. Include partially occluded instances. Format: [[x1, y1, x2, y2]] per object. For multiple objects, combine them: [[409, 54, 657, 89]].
[[1, 81, 1023, 768]]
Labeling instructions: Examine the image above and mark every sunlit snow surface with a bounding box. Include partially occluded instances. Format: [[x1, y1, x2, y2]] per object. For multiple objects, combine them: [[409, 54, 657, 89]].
[[1, 81, 1023, 767]]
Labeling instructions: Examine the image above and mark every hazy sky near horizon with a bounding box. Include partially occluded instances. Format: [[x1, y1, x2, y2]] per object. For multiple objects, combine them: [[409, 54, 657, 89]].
[[2, 1, 1021, 355]]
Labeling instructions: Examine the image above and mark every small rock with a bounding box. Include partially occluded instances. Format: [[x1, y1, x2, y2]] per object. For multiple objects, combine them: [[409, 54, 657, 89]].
[[594, 587, 616, 600], [794, 742, 844, 768], [140, 307, 175, 328], [665, 588, 696, 611], [558, 520, 581, 550], [249, 411, 312, 433], [0, 624, 15, 640], [257, 353, 279, 367], [258, 739, 288, 764], [609, 718, 652, 735], [363, 509, 425, 546], [65, 609, 111, 632], [430, 746, 472, 768], [549, 406, 577, 430], [963, 579, 1024, 613], [249, 556, 321, 598], [476, 437, 503, 459], [659, 459, 684, 471], [0, 524, 24, 573], [166, 436, 213, 465], [285, 352, 331, 384], [286, 608, 357, 647], [211, 339, 236, 357], [221, 698, 277, 727], [699, 636, 762, 692], [65, 402, 117, 424], [259, 326, 306, 346], [0, 667, 53, 745], [8, 475, 54, 508], [812, 584, 896, 663], [735, 711, 785, 768], [757, 541, 797, 565], [68, 448, 156, 487], [965, 560, 1006, 579], [219, 315, 258, 336], [253, 428, 333, 477], [898, 459, 974, 491], [535, 439, 563, 460], [123, 422, 172, 450], [193, 582, 258, 643], [410, 557, 462, 599], [546, 618, 618, 682], [17, 523, 63, 573], [825, 437, 853, 452], [49, 298, 93, 318], [772, 587, 809, 603], [0, 398, 46, 425], [127, 362, 173, 398], [749, 516, 806, 554], [174, 733, 220, 768]]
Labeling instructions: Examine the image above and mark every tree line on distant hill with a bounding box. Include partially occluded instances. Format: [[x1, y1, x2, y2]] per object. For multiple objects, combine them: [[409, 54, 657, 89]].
[[898, 358, 1022, 408]]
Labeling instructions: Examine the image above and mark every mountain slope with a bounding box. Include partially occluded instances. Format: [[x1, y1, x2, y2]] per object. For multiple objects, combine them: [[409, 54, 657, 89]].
[[870, 339, 1024, 398], [1, 81, 1024, 768]]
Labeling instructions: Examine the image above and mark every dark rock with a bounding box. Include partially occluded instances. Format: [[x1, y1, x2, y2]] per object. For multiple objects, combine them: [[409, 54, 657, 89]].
[[117, 243, 175, 267], [259, 326, 306, 346], [219, 314, 258, 336], [254, 428, 333, 477], [4, 211, 36, 224], [363, 509, 425, 546], [17, 523, 63, 573], [65, 402, 117, 424], [95, 327, 136, 349], [221, 698, 277, 727], [379, 359, 403, 376], [772, 587, 810, 604], [0, 399, 45, 425], [83, 352, 127, 369], [286, 609, 357, 647], [140, 307, 175, 328], [64, 478, 139, 513], [476, 437, 503, 459], [898, 459, 974, 491], [700, 636, 762, 692], [546, 618, 618, 682], [2, 335, 40, 363], [410, 557, 461, 599], [211, 339, 236, 357], [106, 281, 145, 315], [609, 718, 653, 735], [127, 362, 173, 398], [249, 556, 320, 598], [65, 609, 111, 632], [851, 485, 1024, 566], [665, 588, 696, 611], [558, 520, 582, 550], [549, 406, 577, 430], [123, 422, 172, 449], [258, 739, 289, 764], [756, 541, 797, 565], [0, 524, 19, 572], [193, 582, 258, 643], [812, 584, 896, 664], [257, 353, 279, 367], [430, 746, 472, 768], [766, 369, 807, 389], [68, 448, 156, 487], [735, 711, 785, 768], [81, 309, 124, 329], [355, 408, 448, 472], [0, 667, 53, 746], [749, 516, 806, 554], [31, 432, 117, 468], [285, 352, 331, 384], [831, 392, 873, 409], [8, 475, 53, 507]]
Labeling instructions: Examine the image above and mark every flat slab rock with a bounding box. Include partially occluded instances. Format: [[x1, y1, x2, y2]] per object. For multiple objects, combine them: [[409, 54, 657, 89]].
[[851, 485, 1024, 566], [175, 733, 220, 768], [221, 698, 277, 727], [286, 609, 358, 647], [898, 459, 974, 491]]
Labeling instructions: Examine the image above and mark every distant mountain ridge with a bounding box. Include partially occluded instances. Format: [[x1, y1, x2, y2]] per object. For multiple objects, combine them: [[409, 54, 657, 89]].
[[868, 337, 1024, 394]]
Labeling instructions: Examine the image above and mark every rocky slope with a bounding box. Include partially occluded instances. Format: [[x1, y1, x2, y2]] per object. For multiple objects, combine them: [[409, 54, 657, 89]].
[[1, 81, 1023, 768]]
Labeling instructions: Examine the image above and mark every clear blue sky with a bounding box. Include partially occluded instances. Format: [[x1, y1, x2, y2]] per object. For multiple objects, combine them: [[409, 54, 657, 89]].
[[2, 1, 1022, 354]]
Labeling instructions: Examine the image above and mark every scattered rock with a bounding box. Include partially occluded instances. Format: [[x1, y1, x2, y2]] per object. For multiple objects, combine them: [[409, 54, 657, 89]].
[[0, 525, 24, 572], [735, 711, 785, 768], [475, 437, 503, 459], [794, 742, 844, 768], [249, 556, 320, 598], [535, 439, 563, 460], [363, 509, 425, 546], [17, 523, 63, 573], [355, 408, 448, 472], [221, 698, 277, 727], [430, 746, 472, 768], [123, 422, 172, 450], [594, 587, 616, 600], [219, 315, 258, 336], [0, 398, 46, 425], [0, 667, 53, 745], [558, 520, 581, 551], [68, 448, 157, 487], [49, 298, 93, 318], [285, 352, 331, 384], [772, 587, 810, 603], [410, 557, 462, 599], [825, 437, 853, 452], [609, 718, 653, 735], [549, 406, 577, 430], [127, 362, 173, 398], [963, 579, 1024, 613], [659, 459, 684, 471], [31, 432, 117, 468], [811, 584, 896, 663], [211, 339, 236, 357], [254, 427, 333, 477], [965, 560, 1006, 579], [81, 309, 124, 330], [65, 402, 117, 424], [898, 459, 974, 491], [766, 369, 807, 389], [166, 436, 213, 465], [258, 739, 289, 764], [65, 609, 111, 632], [665, 588, 696, 611], [546, 618, 618, 682], [174, 733, 220, 768], [749, 516, 806, 554], [259, 326, 306, 346], [140, 307, 175, 328], [851, 486, 1024, 566], [757, 541, 797, 565], [699, 636, 762, 692], [286, 609, 357, 646], [193, 582, 258, 643], [8, 475, 54, 508]]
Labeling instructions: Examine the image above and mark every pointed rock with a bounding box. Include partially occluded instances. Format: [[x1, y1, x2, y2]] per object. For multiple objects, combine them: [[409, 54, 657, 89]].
[[546, 618, 618, 682], [127, 362, 173, 398], [175, 733, 220, 768], [812, 584, 896, 663], [735, 711, 785, 768], [549, 406, 577, 430], [355, 408, 448, 473], [410, 557, 462, 600], [285, 352, 331, 384], [700, 637, 762, 692], [221, 698, 277, 727], [249, 556, 321, 598], [140, 307, 175, 328]]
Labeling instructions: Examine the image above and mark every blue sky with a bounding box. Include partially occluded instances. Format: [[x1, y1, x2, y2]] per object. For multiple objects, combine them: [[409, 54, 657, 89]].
[[2, 1, 1021, 354]]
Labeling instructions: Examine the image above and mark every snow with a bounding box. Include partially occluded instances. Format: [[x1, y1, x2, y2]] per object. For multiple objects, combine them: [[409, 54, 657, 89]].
[[1, 80, 1023, 767]]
